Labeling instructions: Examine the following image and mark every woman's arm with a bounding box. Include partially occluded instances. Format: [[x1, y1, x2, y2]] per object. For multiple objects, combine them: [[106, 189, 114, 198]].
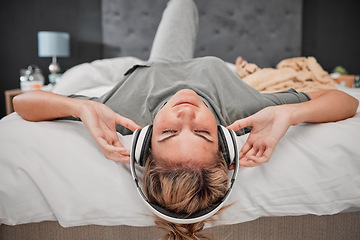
[[292, 89, 358, 124], [13, 90, 141, 163], [227, 89, 359, 168], [13, 90, 83, 121]]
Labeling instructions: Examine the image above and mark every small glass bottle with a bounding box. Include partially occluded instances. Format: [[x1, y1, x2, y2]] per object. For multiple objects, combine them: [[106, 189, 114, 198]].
[[20, 69, 32, 92], [20, 65, 45, 91]]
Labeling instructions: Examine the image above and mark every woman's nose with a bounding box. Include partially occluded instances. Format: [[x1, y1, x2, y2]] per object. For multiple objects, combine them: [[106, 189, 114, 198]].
[[177, 107, 196, 120]]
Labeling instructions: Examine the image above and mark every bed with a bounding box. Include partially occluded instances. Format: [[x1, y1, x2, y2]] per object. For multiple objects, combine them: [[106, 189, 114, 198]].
[[1, 0, 360, 239], [1, 56, 360, 240]]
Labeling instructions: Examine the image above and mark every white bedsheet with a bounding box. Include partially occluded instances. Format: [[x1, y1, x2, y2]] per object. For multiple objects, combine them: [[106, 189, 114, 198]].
[[1, 58, 360, 228]]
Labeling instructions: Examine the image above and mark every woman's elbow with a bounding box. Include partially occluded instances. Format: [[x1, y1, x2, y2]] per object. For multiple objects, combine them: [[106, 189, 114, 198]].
[[330, 89, 358, 117], [13, 91, 38, 121], [338, 91, 359, 118], [13, 93, 26, 115], [350, 96, 359, 116]]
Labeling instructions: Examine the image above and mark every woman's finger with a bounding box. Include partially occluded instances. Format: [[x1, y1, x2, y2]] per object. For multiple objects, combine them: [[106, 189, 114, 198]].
[[97, 137, 128, 153], [255, 148, 264, 158], [249, 147, 273, 165], [238, 147, 257, 167], [116, 114, 141, 131], [104, 152, 130, 163], [239, 142, 252, 157], [100, 142, 131, 163], [113, 139, 122, 147], [244, 147, 258, 160], [240, 159, 257, 167], [227, 117, 253, 132], [228, 162, 235, 170], [248, 156, 267, 165]]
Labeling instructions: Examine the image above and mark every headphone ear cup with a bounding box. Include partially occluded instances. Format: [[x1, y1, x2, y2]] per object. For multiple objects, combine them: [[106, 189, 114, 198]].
[[133, 125, 153, 167], [217, 126, 230, 165], [217, 125, 237, 166]]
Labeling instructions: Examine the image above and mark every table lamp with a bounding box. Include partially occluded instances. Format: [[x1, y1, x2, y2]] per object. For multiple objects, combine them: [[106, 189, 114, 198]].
[[38, 31, 70, 84]]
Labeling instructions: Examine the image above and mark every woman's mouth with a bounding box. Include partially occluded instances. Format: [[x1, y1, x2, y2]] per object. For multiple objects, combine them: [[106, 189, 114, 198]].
[[173, 101, 198, 107]]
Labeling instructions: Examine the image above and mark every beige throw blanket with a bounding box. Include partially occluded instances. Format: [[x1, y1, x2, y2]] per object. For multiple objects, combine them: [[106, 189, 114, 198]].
[[235, 57, 336, 93]]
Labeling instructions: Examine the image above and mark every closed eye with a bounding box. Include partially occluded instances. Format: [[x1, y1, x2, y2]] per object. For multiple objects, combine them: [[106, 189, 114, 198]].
[[195, 130, 210, 134], [162, 129, 177, 134], [158, 130, 213, 143]]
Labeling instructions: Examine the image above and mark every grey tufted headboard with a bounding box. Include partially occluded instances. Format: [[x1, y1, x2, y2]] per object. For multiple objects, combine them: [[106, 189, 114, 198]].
[[102, 0, 302, 68]]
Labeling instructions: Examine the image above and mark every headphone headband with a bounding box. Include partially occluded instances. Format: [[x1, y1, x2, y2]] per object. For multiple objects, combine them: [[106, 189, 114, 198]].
[[130, 125, 239, 224]]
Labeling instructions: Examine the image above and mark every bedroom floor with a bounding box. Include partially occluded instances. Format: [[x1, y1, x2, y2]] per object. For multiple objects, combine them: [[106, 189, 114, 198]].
[[1, 212, 359, 240]]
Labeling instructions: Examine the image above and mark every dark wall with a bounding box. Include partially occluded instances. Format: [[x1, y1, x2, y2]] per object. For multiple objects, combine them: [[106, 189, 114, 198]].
[[102, 0, 302, 68], [0, 0, 102, 118], [302, 0, 360, 74]]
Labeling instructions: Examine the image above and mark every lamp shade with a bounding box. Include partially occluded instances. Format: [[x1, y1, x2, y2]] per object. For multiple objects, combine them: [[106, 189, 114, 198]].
[[38, 31, 70, 57]]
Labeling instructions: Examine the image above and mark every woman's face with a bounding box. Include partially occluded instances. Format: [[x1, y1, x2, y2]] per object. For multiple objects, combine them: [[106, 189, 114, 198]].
[[151, 89, 219, 167]]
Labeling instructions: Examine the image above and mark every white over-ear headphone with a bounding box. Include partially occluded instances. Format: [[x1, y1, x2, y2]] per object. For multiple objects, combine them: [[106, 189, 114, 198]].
[[130, 125, 239, 224]]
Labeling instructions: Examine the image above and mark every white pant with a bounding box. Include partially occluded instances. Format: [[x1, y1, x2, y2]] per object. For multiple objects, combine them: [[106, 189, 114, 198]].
[[149, 0, 199, 63]]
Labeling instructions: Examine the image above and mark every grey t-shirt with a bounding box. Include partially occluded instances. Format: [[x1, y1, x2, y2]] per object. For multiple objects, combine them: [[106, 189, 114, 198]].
[[68, 56, 310, 135]]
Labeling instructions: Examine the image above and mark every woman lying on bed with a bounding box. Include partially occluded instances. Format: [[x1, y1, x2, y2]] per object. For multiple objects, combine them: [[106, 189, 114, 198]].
[[13, 0, 358, 239]]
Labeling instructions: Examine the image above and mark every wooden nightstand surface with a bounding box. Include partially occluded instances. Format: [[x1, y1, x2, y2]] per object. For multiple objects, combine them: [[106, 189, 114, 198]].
[[4, 89, 23, 115]]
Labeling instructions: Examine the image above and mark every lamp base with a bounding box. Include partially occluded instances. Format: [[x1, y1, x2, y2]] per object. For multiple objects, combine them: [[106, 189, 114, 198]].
[[49, 73, 62, 85], [49, 56, 61, 74], [49, 62, 61, 74]]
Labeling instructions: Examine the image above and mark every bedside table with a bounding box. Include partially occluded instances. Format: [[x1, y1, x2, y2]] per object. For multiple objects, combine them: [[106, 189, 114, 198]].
[[332, 75, 355, 88], [4, 89, 23, 115]]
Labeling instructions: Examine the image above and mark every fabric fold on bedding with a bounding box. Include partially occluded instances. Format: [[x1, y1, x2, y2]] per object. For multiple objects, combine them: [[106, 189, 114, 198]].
[[236, 57, 337, 93]]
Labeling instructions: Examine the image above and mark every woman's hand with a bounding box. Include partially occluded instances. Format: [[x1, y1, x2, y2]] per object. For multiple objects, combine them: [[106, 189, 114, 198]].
[[78, 101, 141, 163], [14, 90, 141, 163], [227, 89, 358, 168], [227, 106, 293, 168]]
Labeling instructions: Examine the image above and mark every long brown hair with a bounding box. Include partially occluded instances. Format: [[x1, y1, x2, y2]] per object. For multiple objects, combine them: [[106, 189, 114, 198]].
[[143, 152, 229, 239]]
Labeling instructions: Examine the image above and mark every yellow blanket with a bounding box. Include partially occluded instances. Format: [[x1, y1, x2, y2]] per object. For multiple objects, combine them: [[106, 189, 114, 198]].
[[235, 57, 336, 93]]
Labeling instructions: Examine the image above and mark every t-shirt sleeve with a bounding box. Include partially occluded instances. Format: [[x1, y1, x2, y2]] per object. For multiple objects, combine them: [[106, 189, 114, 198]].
[[67, 94, 100, 101], [233, 88, 310, 135], [261, 88, 311, 105]]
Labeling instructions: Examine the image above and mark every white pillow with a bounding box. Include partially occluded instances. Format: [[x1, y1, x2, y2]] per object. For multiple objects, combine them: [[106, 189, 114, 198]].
[[52, 57, 145, 95]]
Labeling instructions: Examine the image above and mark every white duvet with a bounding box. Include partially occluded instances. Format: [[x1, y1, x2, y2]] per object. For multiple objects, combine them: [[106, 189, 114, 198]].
[[1, 57, 360, 228]]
